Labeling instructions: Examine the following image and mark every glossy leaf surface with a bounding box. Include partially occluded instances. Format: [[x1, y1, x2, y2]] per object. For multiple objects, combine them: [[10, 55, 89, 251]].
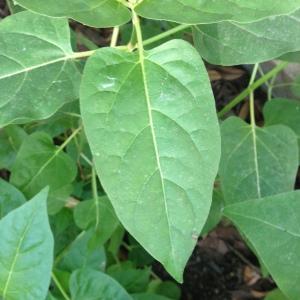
[[80, 40, 221, 281]]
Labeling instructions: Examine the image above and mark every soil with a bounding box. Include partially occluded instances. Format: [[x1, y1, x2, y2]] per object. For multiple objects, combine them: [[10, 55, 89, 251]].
[[1, 2, 299, 299]]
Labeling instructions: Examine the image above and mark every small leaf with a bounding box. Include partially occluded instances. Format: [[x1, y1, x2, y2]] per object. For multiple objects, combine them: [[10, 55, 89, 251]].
[[70, 268, 132, 300], [59, 229, 106, 272], [219, 117, 298, 204], [74, 196, 119, 242], [264, 99, 300, 163], [266, 289, 289, 300], [0, 125, 27, 170], [10, 132, 77, 204], [0, 188, 54, 300], [80, 40, 221, 281], [0, 11, 81, 127], [223, 191, 300, 300], [107, 262, 150, 294], [135, 0, 300, 24], [15, 0, 131, 28], [0, 179, 26, 219], [193, 9, 300, 65]]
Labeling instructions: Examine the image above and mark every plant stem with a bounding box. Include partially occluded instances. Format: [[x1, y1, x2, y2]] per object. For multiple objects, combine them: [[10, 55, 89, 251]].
[[92, 165, 100, 229], [249, 63, 259, 126], [110, 26, 120, 47], [143, 24, 191, 47], [51, 272, 71, 300], [218, 61, 288, 118], [72, 24, 191, 58]]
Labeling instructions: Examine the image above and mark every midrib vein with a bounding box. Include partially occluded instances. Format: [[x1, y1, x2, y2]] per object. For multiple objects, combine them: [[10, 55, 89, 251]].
[[0, 54, 73, 81], [138, 51, 175, 259], [250, 124, 261, 198]]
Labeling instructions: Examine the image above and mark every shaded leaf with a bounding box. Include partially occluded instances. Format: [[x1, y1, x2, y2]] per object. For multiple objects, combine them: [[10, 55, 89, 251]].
[[224, 191, 300, 300], [219, 117, 298, 204], [15, 0, 131, 28], [10, 132, 77, 207], [264, 98, 300, 163], [70, 268, 132, 300], [0, 179, 26, 219], [0, 188, 53, 300], [80, 40, 220, 281]]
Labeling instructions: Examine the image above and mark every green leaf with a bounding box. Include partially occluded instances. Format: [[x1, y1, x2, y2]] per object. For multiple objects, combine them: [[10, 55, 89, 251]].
[[10, 132, 77, 206], [59, 229, 106, 273], [280, 51, 300, 62], [70, 268, 132, 300], [80, 39, 221, 281], [266, 289, 289, 300], [132, 294, 171, 300], [0, 125, 27, 170], [74, 196, 119, 244], [193, 9, 300, 65], [15, 0, 131, 28], [107, 262, 150, 294], [223, 191, 300, 300], [0, 179, 26, 219], [219, 117, 298, 204], [0, 11, 81, 127], [135, 0, 300, 24], [147, 280, 181, 300], [0, 188, 54, 300], [264, 99, 300, 163]]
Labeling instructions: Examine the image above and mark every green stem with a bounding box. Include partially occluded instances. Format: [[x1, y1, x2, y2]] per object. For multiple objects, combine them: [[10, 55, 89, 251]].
[[249, 63, 259, 126], [110, 26, 120, 47], [51, 272, 71, 300], [143, 24, 191, 47], [92, 165, 100, 229], [72, 23, 191, 58], [218, 61, 289, 118]]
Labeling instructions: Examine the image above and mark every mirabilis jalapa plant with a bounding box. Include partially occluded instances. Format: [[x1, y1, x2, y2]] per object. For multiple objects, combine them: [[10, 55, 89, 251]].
[[0, 0, 300, 299]]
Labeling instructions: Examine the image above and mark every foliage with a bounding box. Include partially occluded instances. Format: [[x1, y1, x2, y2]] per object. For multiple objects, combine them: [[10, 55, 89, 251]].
[[0, 0, 300, 299]]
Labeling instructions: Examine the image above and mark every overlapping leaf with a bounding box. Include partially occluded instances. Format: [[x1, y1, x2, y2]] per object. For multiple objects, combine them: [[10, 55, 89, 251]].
[[0, 11, 81, 127], [10, 132, 77, 213], [0, 188, 53, 300], [15, 0, 131, 27], [80, 40, 221, 281], [219, 117, 298, 204], [135, 0, 300, 24], [193, 9, 300, 65], [264, 99, 300, 163], [70, 268, 132, 300], [224, 191, 300, 300]]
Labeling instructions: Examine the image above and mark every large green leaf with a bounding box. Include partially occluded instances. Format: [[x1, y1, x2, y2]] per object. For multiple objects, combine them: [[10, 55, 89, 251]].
[[70, 268, 132, 300], [0, 188, 53, 300], [219, 117, 298, 204], [223, 191, 300, 300], [193, 9, 300, 65], [15, 0, 131, 28], [0, 11, 81, 127], [80, 40, 221, 281], [0, 179, 26, 219], [10, 132, 77, 210], [264, 99, 300, 163], [135, 0, 300, 24]]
